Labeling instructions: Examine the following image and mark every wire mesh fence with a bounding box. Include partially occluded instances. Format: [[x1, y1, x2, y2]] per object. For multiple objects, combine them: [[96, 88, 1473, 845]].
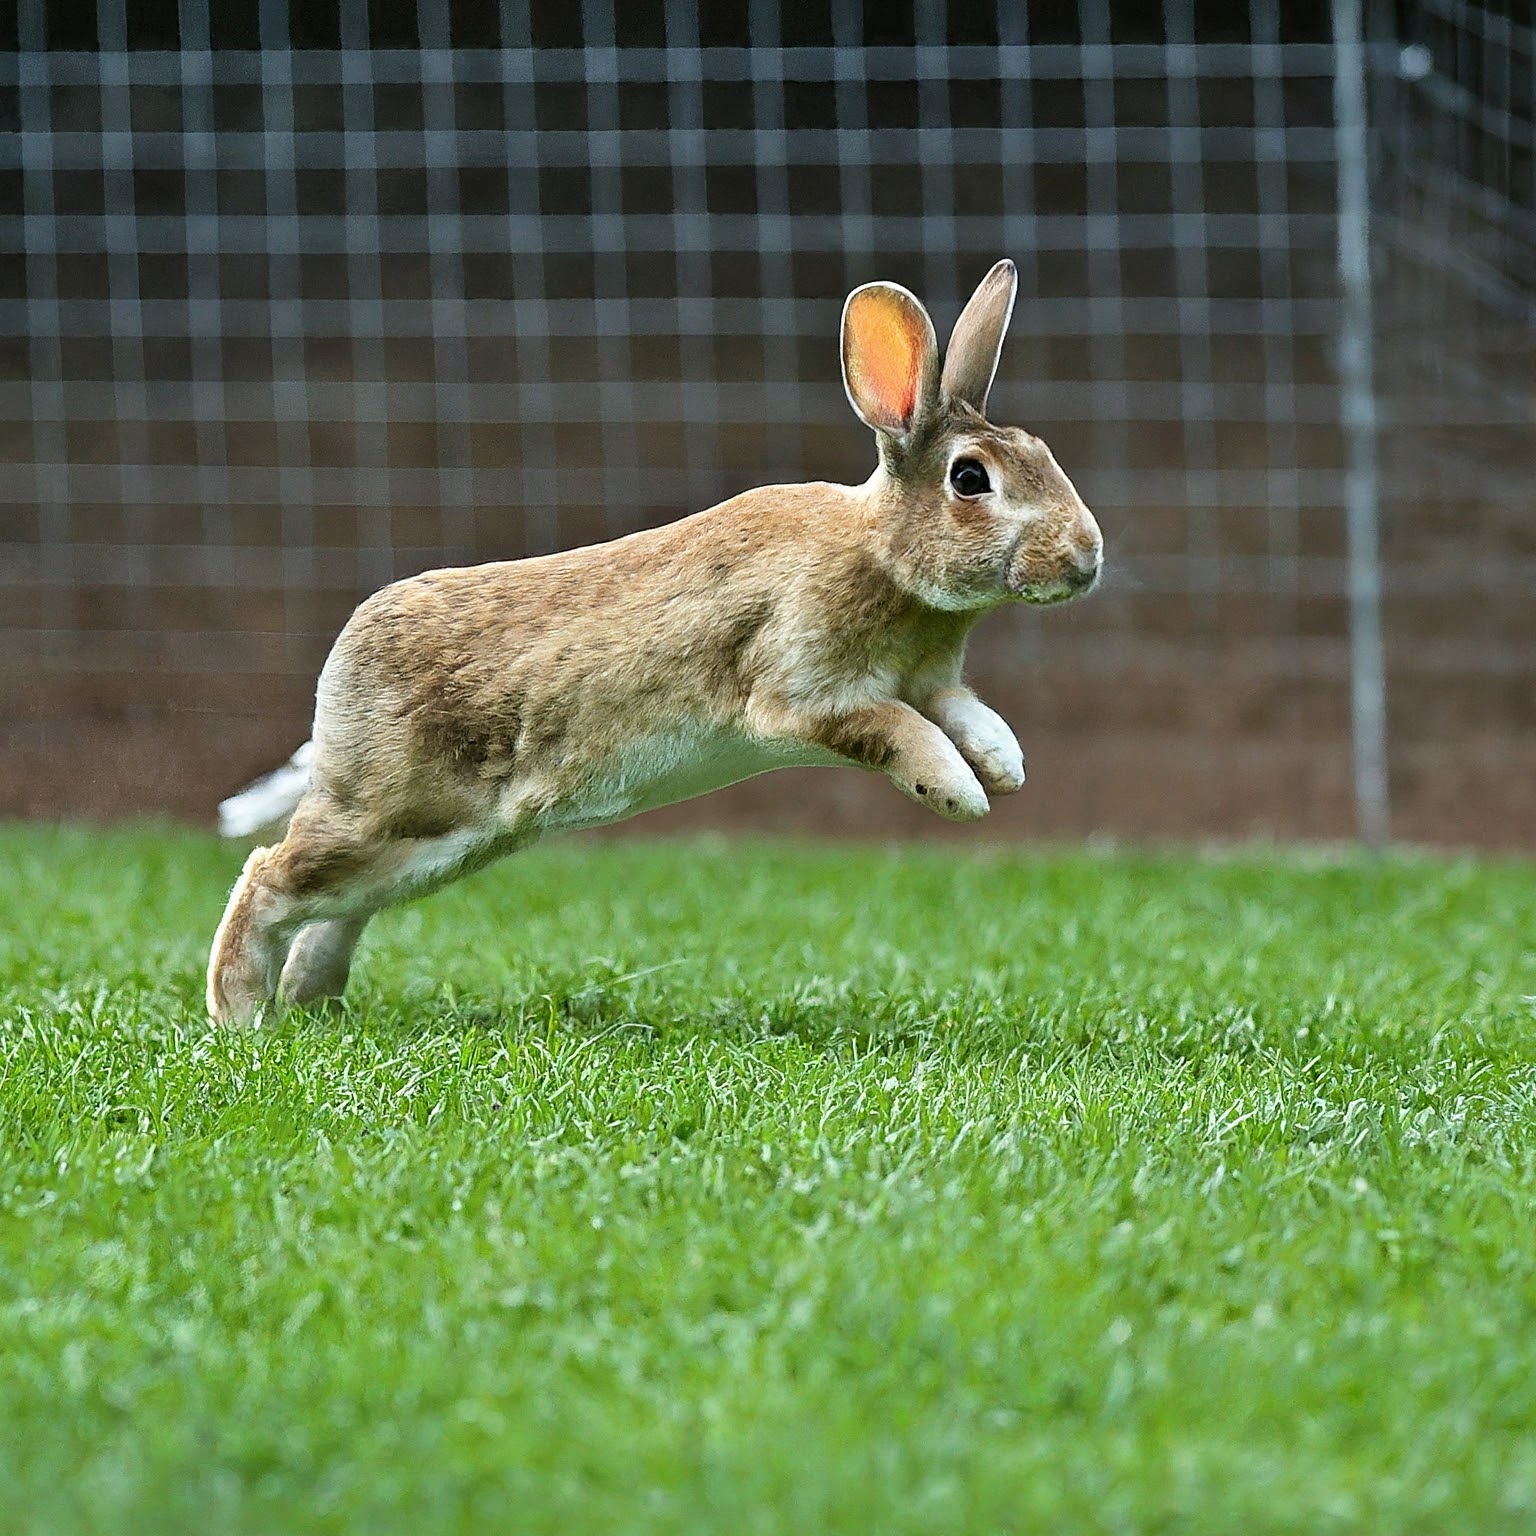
[[1370, 0, 1534, 846], [1, 0, 1532, 844]]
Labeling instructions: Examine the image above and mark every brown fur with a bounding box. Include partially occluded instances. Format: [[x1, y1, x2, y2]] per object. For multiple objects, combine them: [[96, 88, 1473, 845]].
[[207, 260, 1103, 1023]]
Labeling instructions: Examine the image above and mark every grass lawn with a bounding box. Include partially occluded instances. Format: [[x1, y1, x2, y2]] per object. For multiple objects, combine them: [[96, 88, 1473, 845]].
[[1, 824, 1535, 1534]]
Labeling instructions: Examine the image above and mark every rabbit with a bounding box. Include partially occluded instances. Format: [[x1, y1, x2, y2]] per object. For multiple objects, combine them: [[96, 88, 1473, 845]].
[[207, 259, 1103, 1024]]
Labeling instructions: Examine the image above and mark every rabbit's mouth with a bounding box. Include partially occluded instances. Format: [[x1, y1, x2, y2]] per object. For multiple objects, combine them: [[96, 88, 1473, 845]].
[[1016, 581, 1085, 605], [1001, 567, 1086, 606], [1009, 561, 1101, 605], [1006, 536, 1102, 605]]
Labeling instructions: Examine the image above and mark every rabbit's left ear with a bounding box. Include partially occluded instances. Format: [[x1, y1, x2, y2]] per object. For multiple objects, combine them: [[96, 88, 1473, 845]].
[[941, 259, 1018, 413], [841, 281, 939, 440]]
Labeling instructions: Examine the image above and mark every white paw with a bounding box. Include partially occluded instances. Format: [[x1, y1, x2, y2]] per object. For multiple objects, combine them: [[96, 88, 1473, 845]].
[[953, 715, 1024, 794], [970, 737, 1025, 795], [933, 698, 1025, 797]]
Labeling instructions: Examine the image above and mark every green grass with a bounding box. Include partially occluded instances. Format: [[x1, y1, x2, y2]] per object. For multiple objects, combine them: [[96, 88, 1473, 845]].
[[2, 825, 1535, 1534]]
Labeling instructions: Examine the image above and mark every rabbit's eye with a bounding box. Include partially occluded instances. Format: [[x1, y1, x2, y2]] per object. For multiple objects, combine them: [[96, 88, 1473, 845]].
[[949, 458, 991, 498]]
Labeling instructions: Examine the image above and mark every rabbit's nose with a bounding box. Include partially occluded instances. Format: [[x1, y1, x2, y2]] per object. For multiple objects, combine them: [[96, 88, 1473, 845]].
[[1067, 544, 1102, 590]]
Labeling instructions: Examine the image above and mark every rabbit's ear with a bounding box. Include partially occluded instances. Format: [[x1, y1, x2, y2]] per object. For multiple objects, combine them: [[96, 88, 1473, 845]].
[[941, 259, 1017, 414], [841, 281, 939, 439]]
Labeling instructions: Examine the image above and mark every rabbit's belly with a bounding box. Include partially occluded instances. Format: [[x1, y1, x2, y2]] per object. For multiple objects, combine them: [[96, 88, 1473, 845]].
[[544, 725, 840, 832]]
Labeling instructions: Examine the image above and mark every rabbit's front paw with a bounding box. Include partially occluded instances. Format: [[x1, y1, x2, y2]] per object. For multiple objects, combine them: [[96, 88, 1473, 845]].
[[963, 736, 1025, 795], [923, 690, 1026, 797], [952, 717, 1025, 795], [910, 770, 991, 822]]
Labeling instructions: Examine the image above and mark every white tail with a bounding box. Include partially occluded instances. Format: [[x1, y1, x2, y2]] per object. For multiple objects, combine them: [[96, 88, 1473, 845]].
[[217, 740, 314, 838]]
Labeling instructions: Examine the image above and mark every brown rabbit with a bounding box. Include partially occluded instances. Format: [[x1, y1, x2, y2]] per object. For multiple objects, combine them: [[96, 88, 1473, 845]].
[[207, 260, 1103, 1023]]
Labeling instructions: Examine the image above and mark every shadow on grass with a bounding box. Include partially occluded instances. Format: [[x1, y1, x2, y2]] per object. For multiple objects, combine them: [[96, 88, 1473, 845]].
[[253, 964, 1536, 1082], [305, 968, 1137, 1068]]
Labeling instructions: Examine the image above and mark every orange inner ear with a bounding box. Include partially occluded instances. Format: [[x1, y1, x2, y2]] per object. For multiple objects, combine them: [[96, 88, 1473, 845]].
[[847, 288, 926, 429]]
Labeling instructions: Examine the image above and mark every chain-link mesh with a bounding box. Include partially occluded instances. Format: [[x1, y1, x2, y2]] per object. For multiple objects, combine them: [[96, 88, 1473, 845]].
[[1, 0, 1531, 843]]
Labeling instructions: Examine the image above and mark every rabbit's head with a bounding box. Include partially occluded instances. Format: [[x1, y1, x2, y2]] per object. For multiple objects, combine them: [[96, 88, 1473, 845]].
[[841, 259, 1102, 612]]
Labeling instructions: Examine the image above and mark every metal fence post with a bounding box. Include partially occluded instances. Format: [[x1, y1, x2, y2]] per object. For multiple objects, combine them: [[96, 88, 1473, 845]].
[[1332, 0, 1392, 846]]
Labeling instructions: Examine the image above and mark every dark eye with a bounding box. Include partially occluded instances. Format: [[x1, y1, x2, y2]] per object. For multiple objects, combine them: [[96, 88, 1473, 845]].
[[949, 458, 991, 497]]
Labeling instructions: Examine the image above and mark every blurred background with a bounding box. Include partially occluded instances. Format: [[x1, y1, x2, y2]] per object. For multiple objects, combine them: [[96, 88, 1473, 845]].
[[1, 0, 1531, 846]]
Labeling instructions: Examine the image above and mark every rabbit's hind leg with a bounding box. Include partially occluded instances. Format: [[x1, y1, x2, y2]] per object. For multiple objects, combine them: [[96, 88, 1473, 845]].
[[279, 916, 369, 1007], [206, 793, 380, 1025], [206, 843, 292, 1025]]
